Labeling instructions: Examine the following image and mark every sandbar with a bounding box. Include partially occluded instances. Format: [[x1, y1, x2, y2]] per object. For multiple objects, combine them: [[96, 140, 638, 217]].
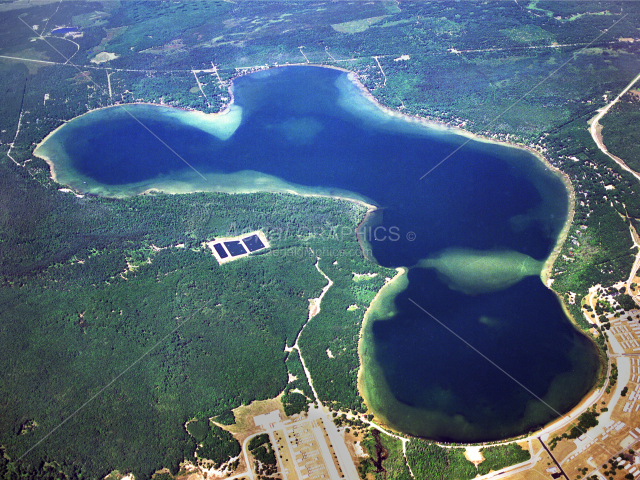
[[356, 267, 408, 424]]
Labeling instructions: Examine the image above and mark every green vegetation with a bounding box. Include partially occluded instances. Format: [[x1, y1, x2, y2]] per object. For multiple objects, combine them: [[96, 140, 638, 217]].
[[601, 92, 640, 173], [281, 392, 309, 417], [0, 63, 27, 146], [300, 255, 391, 413], [478, 444, 530, 475], [186, 419, 240, 467], [601, 452, 640, 480], [186, 419, 210, 442], [406, 440, 476, 480], [500, 24, 554, 43], [404, 440, 531, 478], [333, 413, 366, 432], [284, 349, 313, 400], [607, 363, 619, 394], [617, 293, 638, 311], [571, 409, 601, 438], [247, 434, 270, 452], [549, 406, 601, 449], [2, 0, 640, 477], [1, 0, 636, 308], [547, 110, 640, 300], [248, 434, 277, 479], [0, 146, 380, 478], [358, 430, 412, 480], [213, 410, 236, 426]]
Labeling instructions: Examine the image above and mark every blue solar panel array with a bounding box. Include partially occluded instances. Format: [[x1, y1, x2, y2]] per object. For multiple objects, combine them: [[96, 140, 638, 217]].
[[213, 243, 228, 258], [224, 240, 248, 257], [212, 234, 267, 260], [242, 234, 266, 252]]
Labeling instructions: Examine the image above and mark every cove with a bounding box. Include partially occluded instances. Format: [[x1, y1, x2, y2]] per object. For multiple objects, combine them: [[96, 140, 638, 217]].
[[35, 65, 598, 442]]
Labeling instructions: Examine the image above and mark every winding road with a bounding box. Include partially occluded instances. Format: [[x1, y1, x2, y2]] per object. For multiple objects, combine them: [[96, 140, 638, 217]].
[[589, 70, 640, 181]]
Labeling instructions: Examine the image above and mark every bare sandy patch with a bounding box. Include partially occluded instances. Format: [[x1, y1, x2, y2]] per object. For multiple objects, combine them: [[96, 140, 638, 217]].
[[90, 51, 118, 64], [464, 446, 485, 467], [352, 272, 377, 280], [225, 396, 286, 438]]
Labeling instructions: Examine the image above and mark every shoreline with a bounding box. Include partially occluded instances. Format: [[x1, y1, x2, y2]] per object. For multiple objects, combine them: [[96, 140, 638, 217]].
[[139, 186, 376, 212], [344, 67, 578, 286], [236, 62, 352, 76], [356, 266, 407, 428], [346, 70, 537, 149], [282, 188, 377, 213], [536, 154, 576, 290], [36, 63, 572, 223], [33, 96, 237, 184], [354, 205, 379, 262], [28, 62, 598, 448], [346, 68, 587, 441]]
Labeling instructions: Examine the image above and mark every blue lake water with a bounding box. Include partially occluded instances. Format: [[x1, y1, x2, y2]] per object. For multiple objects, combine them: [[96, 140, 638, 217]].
[[36, 65, 598, 442]]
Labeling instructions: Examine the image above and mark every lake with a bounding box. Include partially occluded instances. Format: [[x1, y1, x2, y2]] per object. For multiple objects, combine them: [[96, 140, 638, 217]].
[[35, 65, 598, 442]]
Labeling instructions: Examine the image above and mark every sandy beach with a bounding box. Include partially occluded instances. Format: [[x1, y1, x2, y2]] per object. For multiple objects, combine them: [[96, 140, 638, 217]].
[[344, 71, 578, 299], [33, 119, 66, 183], [356, 266, 408, 425], [33, 90, 238, 185], [350, 69, 577, 283], [540, 175, 576, 287], [35, 62, 570, 218], [28, 62, 595, 449], [354, 204, 379, 262], [342, 68, 577, 289], [35, 62, 575, 300]]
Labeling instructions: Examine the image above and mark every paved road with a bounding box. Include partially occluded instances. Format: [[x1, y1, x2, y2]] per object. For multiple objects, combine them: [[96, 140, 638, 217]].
[[589, 70, 640, 181]]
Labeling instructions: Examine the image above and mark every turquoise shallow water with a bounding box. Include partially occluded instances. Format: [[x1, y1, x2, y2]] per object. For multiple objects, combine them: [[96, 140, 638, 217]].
[[36, 65, 598, 442]]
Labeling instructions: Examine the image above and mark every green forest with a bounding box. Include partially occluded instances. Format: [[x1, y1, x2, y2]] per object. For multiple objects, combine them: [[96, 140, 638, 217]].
[[0, 149, 388, 478], [476, 444, 531, 476], [405, 440, 530, 480], [601, 91, 640, 172], [405, 441, 477, 480], [2, 0, 640, 478], [358, 430, 413, 480], [247, 434, 278, 479], [356, 429, 530, 480], [186, 418, 240, 468]]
